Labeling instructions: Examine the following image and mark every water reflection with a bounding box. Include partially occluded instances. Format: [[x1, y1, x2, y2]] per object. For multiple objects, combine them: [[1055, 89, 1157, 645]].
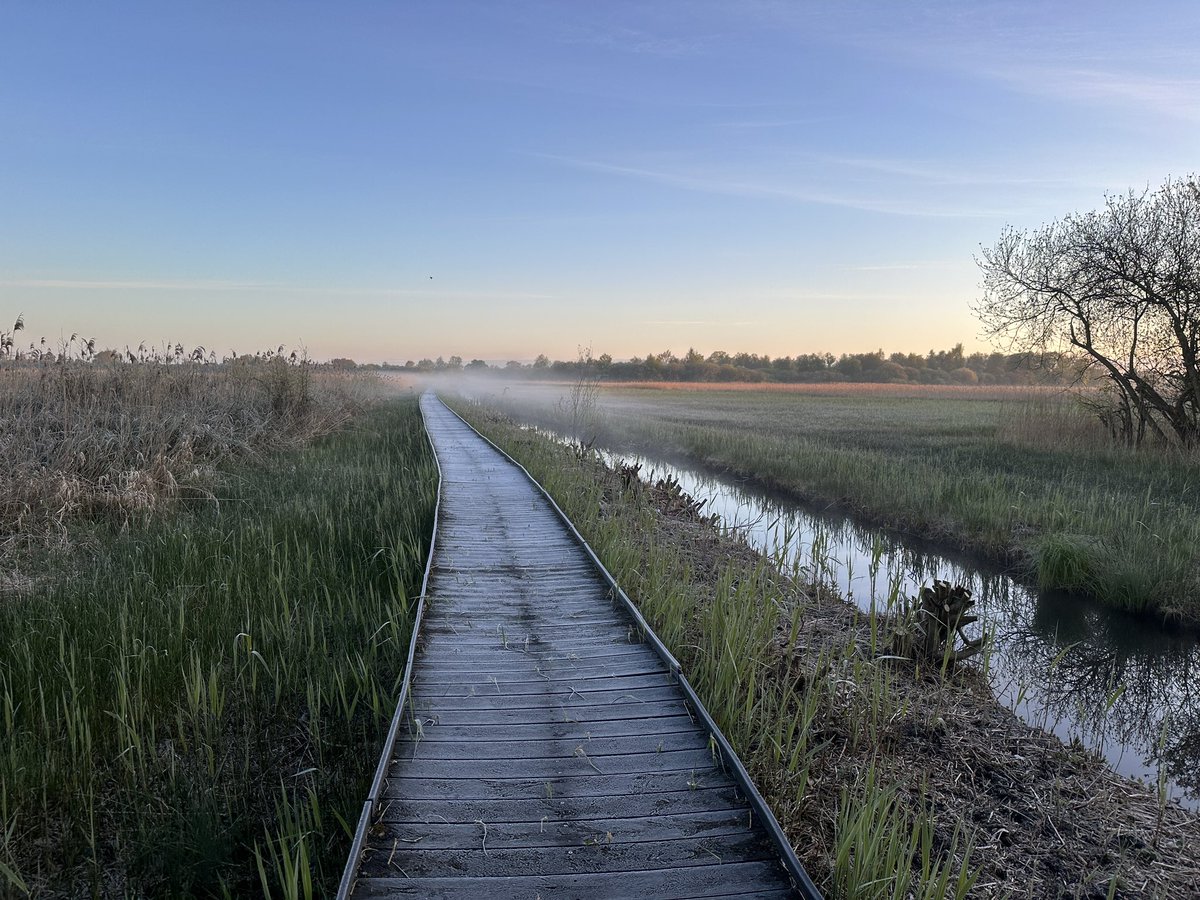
[[533, 427, 1199, 811]]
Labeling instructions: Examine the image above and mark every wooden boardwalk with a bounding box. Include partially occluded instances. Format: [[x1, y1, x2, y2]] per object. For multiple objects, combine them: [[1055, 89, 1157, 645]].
[[340, 394, 819, 899]]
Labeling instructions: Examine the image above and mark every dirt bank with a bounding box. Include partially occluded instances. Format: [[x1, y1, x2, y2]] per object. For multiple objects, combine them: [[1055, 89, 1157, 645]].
[[608, 453, 1200, 897]]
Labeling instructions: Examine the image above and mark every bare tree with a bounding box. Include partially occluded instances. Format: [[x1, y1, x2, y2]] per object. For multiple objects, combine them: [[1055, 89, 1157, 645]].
[[976, 176, 1200, 448]]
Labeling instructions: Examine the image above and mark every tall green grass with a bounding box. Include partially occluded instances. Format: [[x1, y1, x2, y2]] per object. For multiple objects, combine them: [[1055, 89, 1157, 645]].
[[0, 398, 437, 897], [450, 399, 980, 899], [472, 384, 1200, 623]]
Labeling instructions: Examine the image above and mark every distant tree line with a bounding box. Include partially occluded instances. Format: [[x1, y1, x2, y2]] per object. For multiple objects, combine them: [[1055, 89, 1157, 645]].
[[389, 345, 1083, 386]]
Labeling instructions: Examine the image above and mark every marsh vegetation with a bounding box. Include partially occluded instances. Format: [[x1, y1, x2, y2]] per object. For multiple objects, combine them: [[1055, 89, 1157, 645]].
[[449, 394, 1200, 899], [507, 424, 1200, 811], [0, 343, 437, 897], [5, 333, 1195, 897], [463, 380, 1200, 624]]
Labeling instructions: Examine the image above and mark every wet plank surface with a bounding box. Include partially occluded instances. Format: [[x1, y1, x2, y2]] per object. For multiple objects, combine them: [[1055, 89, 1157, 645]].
[[349, 394, 798, 897]]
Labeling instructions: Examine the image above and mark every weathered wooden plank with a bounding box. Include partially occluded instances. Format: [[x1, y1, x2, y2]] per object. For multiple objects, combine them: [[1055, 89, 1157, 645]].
[[409, 646, 660, 666], [394, 730, 708, 759], [399, 714, 701, 742], [432, 565, 602, 578], [413, 618, 645, 636], [408, 684, 685, 711], [420, 643, 659, 661], [431, 580, 605, 593], [413, 664, 668, 684], [387, 748, 720, 780], [359, 829, 775, 878], [350, 866, 794, 900], [405, 634, 651, 652], [345, 396, 804, 899], [420, 615, 632, 632], [370, 809, 757, 851], [414, 657, 667, 679], [356, 885, 794, 900], [381, 770, 737, 802], [376, 787, 750, 824], [407, 671, 675, 696], [408, 659, 659, 679], [405, 699, 693, 727], [356, 857, 787, 895]]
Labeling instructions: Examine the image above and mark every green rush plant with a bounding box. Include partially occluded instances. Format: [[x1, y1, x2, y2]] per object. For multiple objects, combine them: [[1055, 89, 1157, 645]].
[[449, 397, 983, 898], [469, 383, 1200, 623], [0, 398, 437, 897]]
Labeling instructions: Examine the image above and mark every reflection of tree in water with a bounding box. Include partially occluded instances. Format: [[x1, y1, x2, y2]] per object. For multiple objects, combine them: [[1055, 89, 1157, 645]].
[[799, 513, 1200, 806], [971, 575, 1200, 800]]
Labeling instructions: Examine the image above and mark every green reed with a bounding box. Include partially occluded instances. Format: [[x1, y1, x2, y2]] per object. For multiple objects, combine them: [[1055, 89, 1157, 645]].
[[472, 383, 1200, 623], [0, 398, 437, 897], [449, 398, 979, 899]]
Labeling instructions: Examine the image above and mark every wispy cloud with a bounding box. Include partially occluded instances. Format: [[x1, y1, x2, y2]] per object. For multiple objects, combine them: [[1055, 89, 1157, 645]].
[[986, 66, 1200, 123], [820, 155, 1103, 190], [557, 24, 715, 58], [643, 319, 758, 327], [532, 153, 1024, 218], [759, 4, 1200, 124], [1, 278, 553, 301], [748, 289, 927, 302], [4, 278, 273, 291]]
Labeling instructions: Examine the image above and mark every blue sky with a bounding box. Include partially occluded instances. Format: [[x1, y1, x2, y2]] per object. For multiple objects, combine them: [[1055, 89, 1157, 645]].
[[2, 1, 1198, 362]]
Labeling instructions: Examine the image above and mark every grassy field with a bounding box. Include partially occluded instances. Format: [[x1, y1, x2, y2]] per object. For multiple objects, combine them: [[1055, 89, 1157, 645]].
[[469, 380, 1200, 623], [449, 397, 1200, 899], [0, 383, 436, 897]]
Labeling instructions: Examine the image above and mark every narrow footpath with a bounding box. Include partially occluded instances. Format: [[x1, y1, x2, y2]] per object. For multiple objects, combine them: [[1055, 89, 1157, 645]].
[[343, 394, 817, 898]]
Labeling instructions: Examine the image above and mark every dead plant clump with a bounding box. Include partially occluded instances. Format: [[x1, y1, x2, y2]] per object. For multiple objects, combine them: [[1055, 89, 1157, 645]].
[[597, 458, 1200, 899], [613, 461, 721, 526], [0, 350, 374, 561]]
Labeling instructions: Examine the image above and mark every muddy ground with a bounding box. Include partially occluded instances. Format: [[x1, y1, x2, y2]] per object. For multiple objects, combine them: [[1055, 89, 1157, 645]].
[[611, 460, 1200, 899]]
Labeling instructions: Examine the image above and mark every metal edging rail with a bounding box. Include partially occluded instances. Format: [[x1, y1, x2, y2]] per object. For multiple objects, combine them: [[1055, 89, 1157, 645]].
[[438, 393, 824, 900], [335, 393, 445, 900]]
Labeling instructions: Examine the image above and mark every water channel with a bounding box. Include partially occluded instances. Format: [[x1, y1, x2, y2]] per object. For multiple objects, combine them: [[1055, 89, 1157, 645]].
[[522, 423, 1200, 812]]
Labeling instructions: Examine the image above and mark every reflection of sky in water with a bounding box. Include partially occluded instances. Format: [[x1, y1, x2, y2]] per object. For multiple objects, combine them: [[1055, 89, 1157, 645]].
[[528, 425, 1200, 812]]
